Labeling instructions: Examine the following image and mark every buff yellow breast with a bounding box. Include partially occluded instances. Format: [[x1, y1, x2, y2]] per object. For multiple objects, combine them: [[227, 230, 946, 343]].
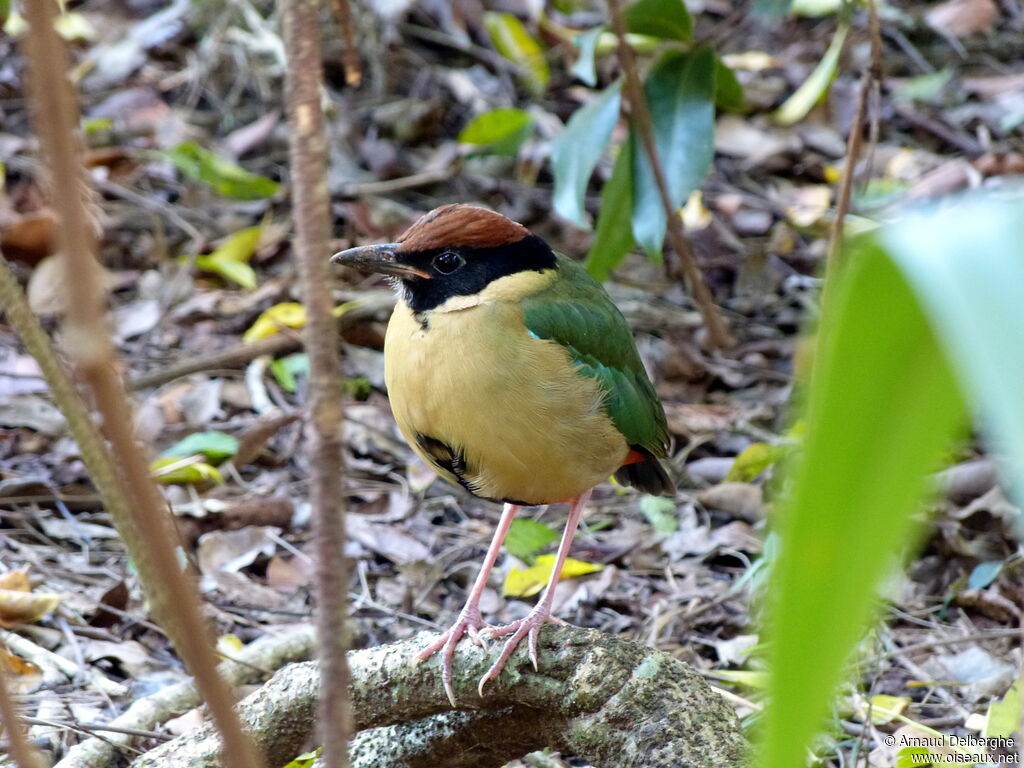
[[383, 270, 629, 505]]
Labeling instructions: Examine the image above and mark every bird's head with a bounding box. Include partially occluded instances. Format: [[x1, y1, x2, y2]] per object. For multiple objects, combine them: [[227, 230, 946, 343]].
[[331, 205, 557, 313]]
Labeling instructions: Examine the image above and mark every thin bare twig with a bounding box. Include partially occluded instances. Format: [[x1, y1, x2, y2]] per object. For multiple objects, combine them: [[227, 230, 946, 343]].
[[606, 0, 733, 350], [0, 665, 46, 768], [19, 5, 262, 768], [280, 0, 351, 766], [330, 0, 361, 86], [827, 0, 883, 270]]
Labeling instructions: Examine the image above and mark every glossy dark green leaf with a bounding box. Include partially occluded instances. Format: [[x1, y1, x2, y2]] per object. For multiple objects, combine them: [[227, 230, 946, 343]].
[[714, 56, 745, 111], [624, 0, 692, 41], [552, 82, 621, 228], [458, 108, 535, 156], [584, 140, 635, 281], [631, 48, 716, 257], [570, 25, 603, 86], [161, 142, 279, 200]]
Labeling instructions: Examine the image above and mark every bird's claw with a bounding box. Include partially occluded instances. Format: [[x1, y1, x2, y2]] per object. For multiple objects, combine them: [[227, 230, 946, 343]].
[[415, 607, 488, 707], [476, 607, 554, 696]]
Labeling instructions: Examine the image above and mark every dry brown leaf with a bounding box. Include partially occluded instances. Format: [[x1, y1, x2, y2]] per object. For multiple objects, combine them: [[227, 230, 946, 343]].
[[0, 645, 41, 677], [926, 0, 998, 37]]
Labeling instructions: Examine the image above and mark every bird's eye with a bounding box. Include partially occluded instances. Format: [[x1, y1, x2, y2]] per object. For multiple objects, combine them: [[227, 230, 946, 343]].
[[432, 251, 464, 275]]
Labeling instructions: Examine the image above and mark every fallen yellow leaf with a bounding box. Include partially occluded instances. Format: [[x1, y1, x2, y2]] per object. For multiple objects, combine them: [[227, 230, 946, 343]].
[[503, 554, 604, 598]]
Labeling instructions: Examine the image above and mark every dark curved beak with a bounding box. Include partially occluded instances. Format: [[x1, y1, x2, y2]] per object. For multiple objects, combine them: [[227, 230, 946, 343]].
[[330, 243, 432, 280]]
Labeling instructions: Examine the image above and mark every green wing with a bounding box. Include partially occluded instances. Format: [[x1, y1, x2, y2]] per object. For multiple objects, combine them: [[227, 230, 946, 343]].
[[522, 254, 669, 458]]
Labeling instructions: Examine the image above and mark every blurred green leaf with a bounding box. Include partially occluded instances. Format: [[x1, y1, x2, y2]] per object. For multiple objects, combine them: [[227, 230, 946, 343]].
[[270, 353, 309, 393], [726, 442, 788, 482], [762, 192, 1024, 768], [161, 431, 239, 462], [631, 47, 716, 257], [281, 749, 321, 768], [624, 0, 692, 41], [570, 26, 604, 86], [892, 69, 954, 104], [151, 457, 224, 486], [584, 140, 635, 281], [342, 376, 372, 400], [458, 108, 534, 156], [714, 56, 745, 111], [552, 82, 621, 228], [982, 674, 1021, 738], [753, 0, 793, 16], [774, 22, 848, 125], [967, 560, 1003, 590], [639, 495, 678, 534], [194, 225, 262, 290], [161, 141, 279, 200], [483, 12, 550, 95], [505, 518, 560, 564], [791, 0, 841, 16]]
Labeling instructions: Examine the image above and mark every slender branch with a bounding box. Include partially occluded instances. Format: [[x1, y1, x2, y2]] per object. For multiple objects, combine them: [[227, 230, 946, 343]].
[[129, 627, 748, 768], [280, 1, 351, 767], [827, 0, 882, 270], [0, 664, 46, 768], [330, 0, 361, 86], [606, 0, 733, 350], [18, 5, 262, 768]]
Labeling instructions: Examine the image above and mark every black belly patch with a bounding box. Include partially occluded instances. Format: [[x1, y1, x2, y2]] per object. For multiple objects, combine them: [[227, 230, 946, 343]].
[[415, 433, 532, 506], [416, 434, 473, 491]]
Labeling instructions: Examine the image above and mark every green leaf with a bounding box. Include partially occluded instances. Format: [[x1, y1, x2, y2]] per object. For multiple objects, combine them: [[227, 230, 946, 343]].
[[714, 56, 745, 111], [639, 495, 678, 534], [552, 82, 622, 228], [631, 47, 716, 257], [879, 196, 1024, 538], [458, 108, 534, 157], [161, 431, 239, 462], [725, 442, 788, 482], [269, 353, 309, 393], [624, 0, 692, 41], [584, 139, 635, 281], [570, 26, 604, 86], [504, 518, 560, 564], [193, 225, 263, 290], [150, 457, 225, 486], [982, 674, 1022, 738], [161, 141, 279, 200], [774, 22, 848, 125], [753, 0, 793, 16], [791, 0, 842, 16], [967, 560, 1002, 590], [763, 247, 967, 768], [280, 749, 322, 768], [483, 12, 550, 96]]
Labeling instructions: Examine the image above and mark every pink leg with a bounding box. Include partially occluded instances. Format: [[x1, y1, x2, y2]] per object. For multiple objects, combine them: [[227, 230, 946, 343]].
[[477, 489, 592, 696], [416, 502, 520, 706]]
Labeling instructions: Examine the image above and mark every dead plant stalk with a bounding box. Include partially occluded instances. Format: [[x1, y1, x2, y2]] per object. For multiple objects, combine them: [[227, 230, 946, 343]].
[[19, 4, 262, 767], [280, 0, 352, 765]]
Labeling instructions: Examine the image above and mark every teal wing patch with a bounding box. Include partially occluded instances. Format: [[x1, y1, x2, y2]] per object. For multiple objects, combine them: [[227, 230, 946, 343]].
[[522, 257, 669, 458]]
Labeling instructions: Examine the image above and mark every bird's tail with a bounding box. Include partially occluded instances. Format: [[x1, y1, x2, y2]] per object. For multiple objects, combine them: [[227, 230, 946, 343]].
[[615, 448, 675, 496]]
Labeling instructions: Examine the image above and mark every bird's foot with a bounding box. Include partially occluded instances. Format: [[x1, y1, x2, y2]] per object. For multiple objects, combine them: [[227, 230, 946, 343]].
[[415, 605, 489, 707], [476, 608, 565, 697]]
